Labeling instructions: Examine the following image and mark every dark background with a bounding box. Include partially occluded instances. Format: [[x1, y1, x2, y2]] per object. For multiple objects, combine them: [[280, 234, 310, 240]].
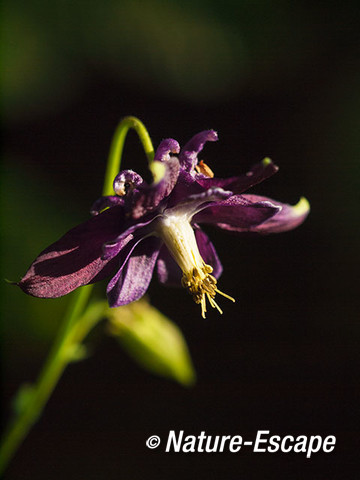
[[2, 0, 359, 478]]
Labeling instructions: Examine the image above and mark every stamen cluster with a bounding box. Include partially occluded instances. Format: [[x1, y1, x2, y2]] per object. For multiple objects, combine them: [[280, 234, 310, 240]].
[[181, 264, 235, 318]]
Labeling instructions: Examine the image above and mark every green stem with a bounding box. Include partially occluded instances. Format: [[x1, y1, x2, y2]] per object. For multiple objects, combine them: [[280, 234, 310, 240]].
[[0, 287, 94, 474], [103, 116, 154, 196], [0, 117, 154, 475]]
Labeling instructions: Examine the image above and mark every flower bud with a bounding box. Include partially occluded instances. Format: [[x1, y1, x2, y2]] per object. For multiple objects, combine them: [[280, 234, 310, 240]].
[[107, 299, 196, 386]]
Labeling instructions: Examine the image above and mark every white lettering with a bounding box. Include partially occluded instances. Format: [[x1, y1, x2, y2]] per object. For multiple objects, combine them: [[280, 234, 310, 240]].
[[219, 435, 231, 452], [281, 435, 294, 453], [166, 430, 184, 452], [294, 435, 307, 453], [183, 435, 196, 453], [164, 431, 336, 455], [197, 432, 206, 452], [306, 436, 322, 458], [205, 436, 220, 453], [229, 435, 243, 453], [323, 436, 336, 453], [254, 430, 269, 452], [268, 435, 280, 453]]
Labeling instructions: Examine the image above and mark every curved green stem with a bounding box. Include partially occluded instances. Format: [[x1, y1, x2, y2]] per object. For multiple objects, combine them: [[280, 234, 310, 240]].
[[103, 116, 154, 196], [0, 117, 154, 475]]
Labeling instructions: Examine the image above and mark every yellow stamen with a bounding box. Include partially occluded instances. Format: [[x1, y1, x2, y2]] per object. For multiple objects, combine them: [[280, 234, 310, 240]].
[[215, 288, 236, 303], [181, 264, 235, 318]]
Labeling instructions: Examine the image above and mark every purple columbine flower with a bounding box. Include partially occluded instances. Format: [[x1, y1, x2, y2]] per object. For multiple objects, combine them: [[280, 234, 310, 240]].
[[18, 130, 310, 318]]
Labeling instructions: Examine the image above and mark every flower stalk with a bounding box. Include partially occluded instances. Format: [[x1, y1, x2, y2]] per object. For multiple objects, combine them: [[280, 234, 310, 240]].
[[103, 116, 154, 196]]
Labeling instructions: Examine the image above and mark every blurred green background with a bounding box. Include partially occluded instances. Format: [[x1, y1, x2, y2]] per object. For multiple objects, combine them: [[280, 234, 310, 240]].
[[2, 0, 359, 478]]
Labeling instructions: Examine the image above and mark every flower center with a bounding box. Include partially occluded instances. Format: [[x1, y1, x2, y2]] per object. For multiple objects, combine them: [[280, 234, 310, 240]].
[[156, 214, 234, 318]]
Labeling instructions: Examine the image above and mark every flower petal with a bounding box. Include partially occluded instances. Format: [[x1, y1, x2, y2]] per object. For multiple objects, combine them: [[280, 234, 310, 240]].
[[179, 130, 218, 170], [105, 236, 144, 293], [240, 195, 310, 233], [154, 138, 180, 162], [165, 187, 232, 219], [165, 169, 203, 207], [193, 195, 280, 231], [90, 195, 124, 216], [156, 227, 222, 286], [101, 212, 158, 261], [194, 228, 223, 278], [156, 245, 182, 286], [196, 158, 279, 194], [107, 236, 162, 307], [130, 157, 180, 219], [18, 206, 125, 298]]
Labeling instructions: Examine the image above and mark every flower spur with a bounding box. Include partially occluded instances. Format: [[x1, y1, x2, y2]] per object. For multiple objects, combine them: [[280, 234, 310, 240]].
[[18, 130, 309, 318]]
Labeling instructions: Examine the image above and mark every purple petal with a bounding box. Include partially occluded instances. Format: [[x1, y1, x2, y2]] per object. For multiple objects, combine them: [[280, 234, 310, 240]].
[[196, 158, 279, 194], [240, 195, 310, 233], [130, 157, 180, 219], [194, 228, 223, 278], [165, 187, 232, 219], [179, 130, 218, 170], [102, 232, 134, 261], [165, 168, 203, 207], [101, 212, 158, 261], [106, 236, 144, 293], [18, 206, 125, 298], [193, 195, 280, 231], [156, 228, 222, 286], [90, 195, 125, 216], [154, 138, 180, 162], [107, 236, 162, 307], [156, 245, 182, 286]]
